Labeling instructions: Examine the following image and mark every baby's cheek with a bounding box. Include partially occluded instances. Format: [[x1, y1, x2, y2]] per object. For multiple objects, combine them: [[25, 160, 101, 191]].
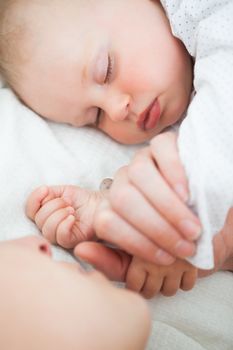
[[118, 56, 155, 93]]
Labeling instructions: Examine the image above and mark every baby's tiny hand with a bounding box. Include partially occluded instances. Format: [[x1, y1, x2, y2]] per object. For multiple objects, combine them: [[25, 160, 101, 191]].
[[26, 185, 104, 248], [126, 256, 198, 299]]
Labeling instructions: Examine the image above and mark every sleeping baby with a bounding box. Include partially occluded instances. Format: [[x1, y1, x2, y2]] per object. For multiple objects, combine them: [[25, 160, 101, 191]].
[[1, 0, 233, 297]]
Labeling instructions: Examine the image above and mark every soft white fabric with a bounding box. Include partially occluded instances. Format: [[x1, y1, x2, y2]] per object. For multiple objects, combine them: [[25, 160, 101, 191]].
[[146, 271, 233, 350], [161, 0, 233, 269]]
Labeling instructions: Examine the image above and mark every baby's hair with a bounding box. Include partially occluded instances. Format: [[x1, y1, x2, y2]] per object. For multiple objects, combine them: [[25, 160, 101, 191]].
[[0, 0, 27, 87]]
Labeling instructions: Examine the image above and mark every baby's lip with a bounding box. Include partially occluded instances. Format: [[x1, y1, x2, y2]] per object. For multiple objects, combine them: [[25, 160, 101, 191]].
[[137, 99, 161, 131]]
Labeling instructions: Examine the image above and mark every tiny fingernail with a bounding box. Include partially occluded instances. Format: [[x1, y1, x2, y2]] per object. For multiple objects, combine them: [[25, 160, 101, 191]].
[[67, 207, 75, 215], [174, 184, 189, 202], [179, 219, 202, 240], [155, 249, 175, 265], [175, 240, 196, 257]]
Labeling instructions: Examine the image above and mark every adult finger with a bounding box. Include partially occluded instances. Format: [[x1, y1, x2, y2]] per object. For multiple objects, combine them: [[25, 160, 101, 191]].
[[94, 200, 176, 265], [150, 132, 189, 202], [110, 165, 196, 258], [109, 178, 196, 259], [125, 150, 202, 241]]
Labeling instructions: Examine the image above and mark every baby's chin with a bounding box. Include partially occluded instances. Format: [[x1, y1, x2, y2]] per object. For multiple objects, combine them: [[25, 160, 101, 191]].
[[100, 127, 160, 145]]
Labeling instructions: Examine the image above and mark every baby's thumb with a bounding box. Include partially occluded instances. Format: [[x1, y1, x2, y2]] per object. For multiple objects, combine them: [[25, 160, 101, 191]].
[[74, 242, 131, 282]]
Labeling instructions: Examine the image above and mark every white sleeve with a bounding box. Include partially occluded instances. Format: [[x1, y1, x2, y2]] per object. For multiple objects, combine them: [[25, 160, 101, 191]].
[[161, 0, 233, 268]]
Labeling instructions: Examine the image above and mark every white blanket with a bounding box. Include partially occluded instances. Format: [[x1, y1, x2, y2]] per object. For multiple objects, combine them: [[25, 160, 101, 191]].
[[161, 0, 233, 269], [1, 86, 233, 349]]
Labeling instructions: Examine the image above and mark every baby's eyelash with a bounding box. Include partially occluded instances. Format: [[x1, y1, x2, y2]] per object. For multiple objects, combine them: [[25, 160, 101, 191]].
[[104, 55, 113, 84]]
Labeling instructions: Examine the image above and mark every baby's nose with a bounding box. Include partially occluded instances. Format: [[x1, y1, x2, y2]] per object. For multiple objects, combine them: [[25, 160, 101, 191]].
[[107, 94, 130, 122]]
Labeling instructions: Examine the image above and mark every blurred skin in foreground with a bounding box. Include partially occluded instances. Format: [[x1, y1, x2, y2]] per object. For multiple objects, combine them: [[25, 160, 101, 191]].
[[0, 236, 150, 350]]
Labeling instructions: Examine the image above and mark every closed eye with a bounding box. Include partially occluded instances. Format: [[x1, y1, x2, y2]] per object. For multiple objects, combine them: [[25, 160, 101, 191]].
[[95, 54, 114, 125], [104, 54, 113, 84]]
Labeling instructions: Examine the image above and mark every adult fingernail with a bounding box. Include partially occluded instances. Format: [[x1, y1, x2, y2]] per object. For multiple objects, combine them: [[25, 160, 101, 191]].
[[155, 249, 175, 265], [174, 184, 189, 202], [175, 240, 196, 257], [179, 219, 202, 240]]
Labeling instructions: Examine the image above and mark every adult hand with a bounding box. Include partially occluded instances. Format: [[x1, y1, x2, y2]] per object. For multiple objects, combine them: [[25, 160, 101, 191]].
[[75, 207, 233, 284], [93, 131, 202, 265]]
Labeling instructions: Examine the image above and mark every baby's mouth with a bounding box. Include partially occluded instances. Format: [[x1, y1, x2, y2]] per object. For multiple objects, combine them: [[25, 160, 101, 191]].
[[137, 99, 161, 131]]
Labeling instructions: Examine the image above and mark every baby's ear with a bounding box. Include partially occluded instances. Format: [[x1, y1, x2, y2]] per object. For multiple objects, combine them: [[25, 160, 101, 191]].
[[74, 242, 131, 282]]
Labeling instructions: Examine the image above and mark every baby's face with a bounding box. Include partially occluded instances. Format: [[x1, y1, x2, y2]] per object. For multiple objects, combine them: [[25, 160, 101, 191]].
[[15, 0, 192, 144]]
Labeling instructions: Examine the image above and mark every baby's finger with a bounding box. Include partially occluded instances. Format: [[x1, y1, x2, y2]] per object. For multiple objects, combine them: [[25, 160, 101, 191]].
[[94, 201, 175, 265], [127, 152, 202, 241], [141, 274, 163, 299], [180, 269, 197, 291], [26, 186, 49, 220], [42, 207, 75, 244], [161, 275, 181, 297], [150, 132, 189, 202], [56, 215, 77, 248], [126, 263, 147, 293], [34, 198, 69, 230]]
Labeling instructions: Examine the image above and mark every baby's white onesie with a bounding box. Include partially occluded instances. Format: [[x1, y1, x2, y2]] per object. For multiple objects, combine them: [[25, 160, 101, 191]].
[[161, 0, 233, 268]]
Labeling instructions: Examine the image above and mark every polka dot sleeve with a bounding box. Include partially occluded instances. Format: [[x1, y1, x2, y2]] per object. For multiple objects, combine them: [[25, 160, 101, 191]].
[[161, 0, 233, 269]]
